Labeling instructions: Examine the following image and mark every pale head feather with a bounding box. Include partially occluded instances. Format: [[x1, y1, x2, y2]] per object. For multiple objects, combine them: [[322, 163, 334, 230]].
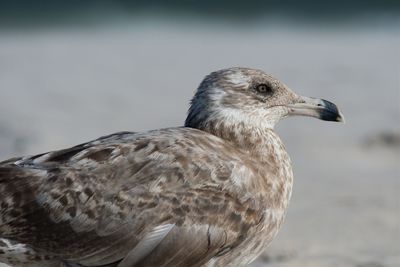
[[185, 67, 300, 130]]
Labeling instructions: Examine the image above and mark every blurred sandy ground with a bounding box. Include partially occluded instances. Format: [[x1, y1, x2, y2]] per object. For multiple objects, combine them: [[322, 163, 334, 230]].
[[0, 19, 399, 267]]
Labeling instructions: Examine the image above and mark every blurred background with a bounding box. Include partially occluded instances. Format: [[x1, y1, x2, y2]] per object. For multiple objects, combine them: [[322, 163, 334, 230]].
[[0, 1, 399, 267]]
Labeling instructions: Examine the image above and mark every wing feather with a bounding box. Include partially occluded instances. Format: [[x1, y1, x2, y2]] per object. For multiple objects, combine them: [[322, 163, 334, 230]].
[[124, 224, 229, 267], [0, 128, 263, 266], [118, 224, 175, 267]]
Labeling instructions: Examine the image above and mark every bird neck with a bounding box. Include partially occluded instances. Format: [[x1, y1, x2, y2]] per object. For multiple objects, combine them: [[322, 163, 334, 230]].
[[187, 116, 276, 151], [189, 117, 293, 210]]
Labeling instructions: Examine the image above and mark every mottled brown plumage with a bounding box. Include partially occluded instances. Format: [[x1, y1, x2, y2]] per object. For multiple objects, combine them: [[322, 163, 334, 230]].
[[0, 67, 343, 267]]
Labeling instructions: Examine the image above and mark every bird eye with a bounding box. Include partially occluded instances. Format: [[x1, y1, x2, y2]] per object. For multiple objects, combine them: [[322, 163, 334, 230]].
[[256, 84, 272, 94]]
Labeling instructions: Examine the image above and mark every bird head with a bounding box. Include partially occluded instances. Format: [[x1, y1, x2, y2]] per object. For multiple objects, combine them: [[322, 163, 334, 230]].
[[185, 67, 344, 130]]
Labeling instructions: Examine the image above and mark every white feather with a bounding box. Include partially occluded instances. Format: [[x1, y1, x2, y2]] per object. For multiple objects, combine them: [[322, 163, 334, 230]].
[[117, 224, 175, 267]]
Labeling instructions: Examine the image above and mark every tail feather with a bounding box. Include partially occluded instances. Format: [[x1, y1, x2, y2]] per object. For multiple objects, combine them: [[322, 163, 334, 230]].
[[0, 165, 44, 237], [0, 165, 58, 266], [0, 238, 58, 267]]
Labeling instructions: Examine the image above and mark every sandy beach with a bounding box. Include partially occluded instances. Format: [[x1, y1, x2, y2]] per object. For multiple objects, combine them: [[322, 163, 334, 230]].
[[0, 22, 399, 266]]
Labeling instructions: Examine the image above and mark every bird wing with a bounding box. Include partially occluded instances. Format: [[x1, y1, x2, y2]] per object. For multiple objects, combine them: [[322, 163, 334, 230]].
[[0, 128, 264, 266], [118, 223, 230, 267]]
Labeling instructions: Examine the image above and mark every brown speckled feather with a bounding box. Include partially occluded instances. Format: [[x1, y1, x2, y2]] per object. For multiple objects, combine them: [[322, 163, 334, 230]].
[[0, 67, 343, 267], [0, 128, 276, 267]]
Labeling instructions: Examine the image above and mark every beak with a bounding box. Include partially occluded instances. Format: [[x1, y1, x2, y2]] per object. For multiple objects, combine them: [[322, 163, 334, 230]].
[[286, 96, 345, 123]]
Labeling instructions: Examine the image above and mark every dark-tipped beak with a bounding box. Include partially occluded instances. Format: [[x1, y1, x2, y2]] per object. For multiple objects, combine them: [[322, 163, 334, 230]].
[[286, 96, 345, 123]]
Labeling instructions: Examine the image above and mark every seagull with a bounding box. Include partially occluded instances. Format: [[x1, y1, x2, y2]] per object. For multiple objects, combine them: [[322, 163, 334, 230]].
[[0, 67, 344, 267]]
